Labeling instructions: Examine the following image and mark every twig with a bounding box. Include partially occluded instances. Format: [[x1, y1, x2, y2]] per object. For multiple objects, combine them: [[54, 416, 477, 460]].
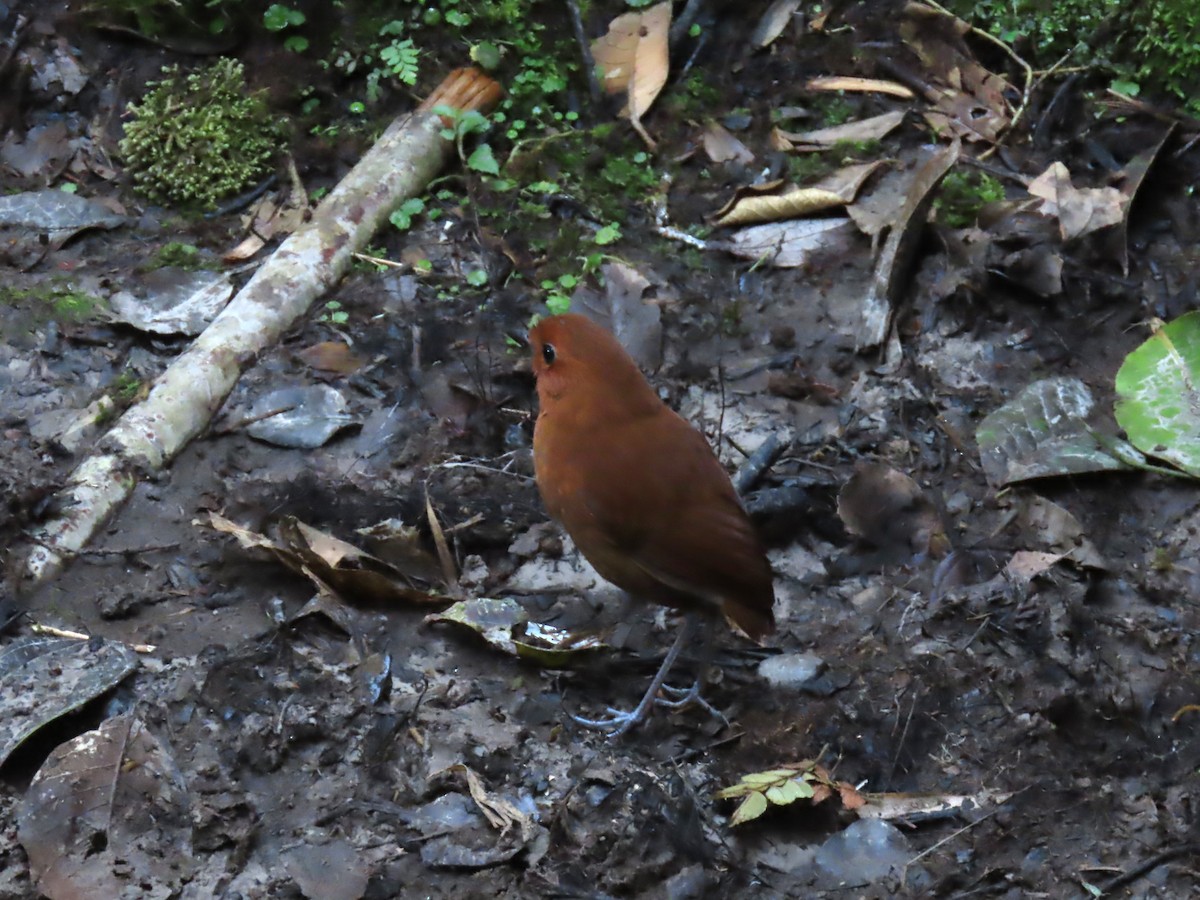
[[902, 805, 1002, 878], [564, 0, 602, 104], [1100, 844, 1200, 894], [31, 622, 156, 653]]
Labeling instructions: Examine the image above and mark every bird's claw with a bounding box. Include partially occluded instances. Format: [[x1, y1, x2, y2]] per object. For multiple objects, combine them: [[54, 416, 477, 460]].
[[572, 681, 725, 738]]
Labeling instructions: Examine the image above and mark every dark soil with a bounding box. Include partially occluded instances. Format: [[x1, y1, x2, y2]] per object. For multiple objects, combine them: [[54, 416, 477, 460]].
[[2, 1, 1199, 898]]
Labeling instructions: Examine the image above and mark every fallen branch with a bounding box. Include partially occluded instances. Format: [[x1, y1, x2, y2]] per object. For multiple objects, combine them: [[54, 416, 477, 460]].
[[22, 67, 502, 586]]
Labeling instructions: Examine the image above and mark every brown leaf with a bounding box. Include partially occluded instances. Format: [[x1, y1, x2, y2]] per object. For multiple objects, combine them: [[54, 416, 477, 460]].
[[591, 1, 672, 147], [296, 341, 367, 375]]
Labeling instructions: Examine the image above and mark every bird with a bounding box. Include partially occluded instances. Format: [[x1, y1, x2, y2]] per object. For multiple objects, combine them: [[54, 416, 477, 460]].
[[529, 313, 775, 737]]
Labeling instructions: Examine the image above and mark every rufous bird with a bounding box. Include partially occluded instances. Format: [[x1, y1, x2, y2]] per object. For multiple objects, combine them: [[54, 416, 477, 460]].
[[529, 313, 775, 737]]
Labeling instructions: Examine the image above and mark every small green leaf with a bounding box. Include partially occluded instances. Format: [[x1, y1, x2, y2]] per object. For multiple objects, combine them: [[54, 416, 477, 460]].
[[466, 269, 488, 287], [729, 791, 769, 826], [467, 145, 500, 175], [471, 41, 502, 70], [594, 224, 621, 245]]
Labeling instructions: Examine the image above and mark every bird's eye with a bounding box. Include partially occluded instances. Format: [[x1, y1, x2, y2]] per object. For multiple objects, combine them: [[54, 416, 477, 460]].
[[541, 342, 556, 365]]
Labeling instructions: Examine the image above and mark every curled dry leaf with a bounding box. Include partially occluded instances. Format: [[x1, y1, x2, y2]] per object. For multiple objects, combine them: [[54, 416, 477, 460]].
[[806, 75, 915, 99], [712, 161, 885, 227], [777, 110, 905, 150], [200, 512, 447, 604], [860, 142, 959, 349]]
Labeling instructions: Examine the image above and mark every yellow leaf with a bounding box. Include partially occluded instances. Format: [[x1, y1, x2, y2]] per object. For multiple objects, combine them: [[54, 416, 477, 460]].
[[730, 790, 769, 826]]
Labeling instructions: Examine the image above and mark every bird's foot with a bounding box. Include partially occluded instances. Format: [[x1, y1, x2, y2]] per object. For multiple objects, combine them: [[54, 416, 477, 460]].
[[655, 681, 727, 723], [572, 680, 727, 738]]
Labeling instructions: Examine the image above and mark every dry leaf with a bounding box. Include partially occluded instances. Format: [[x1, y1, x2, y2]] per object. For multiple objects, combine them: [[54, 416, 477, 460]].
[[806, 76, 915, 99], [591, 1, 672, 147], [751, 0, 801, 49], [779, 110, 906, 149], [1028, 162, 1127, 241], [296, 341, 367, 375], [702, 121, 754, 165], [712, 161, 884, 227], [720, 217, 856, 268]]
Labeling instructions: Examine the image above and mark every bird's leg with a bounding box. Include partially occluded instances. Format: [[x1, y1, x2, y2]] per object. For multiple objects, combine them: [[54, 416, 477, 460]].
[[573, 612, 710, 738]]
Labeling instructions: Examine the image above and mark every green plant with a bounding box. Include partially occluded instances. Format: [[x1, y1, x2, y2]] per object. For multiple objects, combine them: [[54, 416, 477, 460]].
[[263, 3, 308, 52], [119, 59, 285, 210], [319, 300, 349, 324], [145, 241, 211, 271], [934, 169, 1005, 227]]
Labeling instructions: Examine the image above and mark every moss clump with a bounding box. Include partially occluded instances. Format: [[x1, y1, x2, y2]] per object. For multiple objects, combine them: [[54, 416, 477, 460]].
[[119, 58, 284, 209]]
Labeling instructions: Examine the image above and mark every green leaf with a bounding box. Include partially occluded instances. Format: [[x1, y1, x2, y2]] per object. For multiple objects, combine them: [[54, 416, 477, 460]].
[[467, 144, 500, 175], [729, 791, 769, 826], [466, 269, 488, 287], [1114, 313, 1200, 477], [594, 224, 621, 245], [471, 41, 502, 70]]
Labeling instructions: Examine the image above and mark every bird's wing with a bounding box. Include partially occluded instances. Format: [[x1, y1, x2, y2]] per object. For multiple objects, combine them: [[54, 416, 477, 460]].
[[576, 414, 775, 639]]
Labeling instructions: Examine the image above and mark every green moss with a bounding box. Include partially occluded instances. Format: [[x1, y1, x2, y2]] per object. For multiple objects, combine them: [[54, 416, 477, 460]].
[[944, 0, 1200, 115], [0, 282, 105, 323], [935, 169, 1005, 228], [119, 58, 285, 210]]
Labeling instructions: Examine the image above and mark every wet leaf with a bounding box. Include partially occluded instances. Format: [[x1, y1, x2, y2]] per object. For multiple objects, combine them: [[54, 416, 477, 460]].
[[701, 121, 754, 164], [1114, 313, 1200, 478], [838, 462, 947, 562], [109, 272, 234, 336], [425, 597, 603, 665], [201, 512, 446, 604], [244, 384, 359, 448], [18, 714, 193, 898], [860, 141, 959, 350], [719, 217, 856, 268], [976, 377, 1136, 486], [0, 637, 139, 768]]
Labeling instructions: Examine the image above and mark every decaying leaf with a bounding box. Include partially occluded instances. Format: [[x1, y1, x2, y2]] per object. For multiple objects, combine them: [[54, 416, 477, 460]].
[[701, 121, 754, 165], [860, 141, 959, 350], [718, 217, 857, 268], [838, 462, 948, 561], [200, 512, 447, 605], [777, 110, 906, 150], [1027, 162, 1126, 242], [711, 161, 885, 227], [901, 5, 1012, 144], [975, 377, 1137, 486], [18, 714, 194, 898], [591, 1, 672, 147], [425, 597, 603, 666]]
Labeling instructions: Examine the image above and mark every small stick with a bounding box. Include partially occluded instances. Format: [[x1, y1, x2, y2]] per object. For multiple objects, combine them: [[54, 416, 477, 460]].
[[31, 622, 156, 654]]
